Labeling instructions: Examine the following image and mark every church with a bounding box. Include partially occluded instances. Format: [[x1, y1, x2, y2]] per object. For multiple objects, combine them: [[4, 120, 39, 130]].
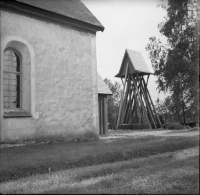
[[0, 0, 111, 142]]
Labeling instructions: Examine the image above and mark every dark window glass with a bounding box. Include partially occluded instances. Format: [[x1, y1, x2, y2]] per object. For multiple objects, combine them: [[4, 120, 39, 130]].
[[3, 49, 21, 109]]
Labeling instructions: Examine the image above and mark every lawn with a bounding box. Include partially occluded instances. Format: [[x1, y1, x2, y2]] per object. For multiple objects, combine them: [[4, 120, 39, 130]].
[[0, 129, 199, 194]]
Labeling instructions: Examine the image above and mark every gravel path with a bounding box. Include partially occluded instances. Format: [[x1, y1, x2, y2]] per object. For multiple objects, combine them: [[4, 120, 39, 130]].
[[1, 129, 198, 148], [100, 129, 199, 140]]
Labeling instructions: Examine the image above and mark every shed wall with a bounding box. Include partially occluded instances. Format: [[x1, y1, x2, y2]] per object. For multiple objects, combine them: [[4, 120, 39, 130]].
[[98, 95, 108, 134]]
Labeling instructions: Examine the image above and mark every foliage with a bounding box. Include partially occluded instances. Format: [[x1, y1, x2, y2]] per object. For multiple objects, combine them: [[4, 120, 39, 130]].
[[104, 78, 122, 129], [167, 123, 189, 130], [155, 96, 176, 124], [146, 0, 199, 124], [191, 126, 199, 131], [155, 94, 198, 124]]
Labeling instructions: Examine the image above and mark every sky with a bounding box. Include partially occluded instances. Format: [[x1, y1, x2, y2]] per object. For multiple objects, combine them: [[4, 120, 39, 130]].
[[82, 0, 168, 103]]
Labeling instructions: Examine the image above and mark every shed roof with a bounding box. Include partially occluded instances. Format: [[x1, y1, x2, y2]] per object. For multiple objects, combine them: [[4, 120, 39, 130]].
[[14, 0, 104, 30], [97, 73, 112, 95], [115, 49, 153, 78]]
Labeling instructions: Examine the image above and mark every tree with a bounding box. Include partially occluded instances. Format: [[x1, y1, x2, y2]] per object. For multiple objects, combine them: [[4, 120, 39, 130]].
[[155, 97, 172, 124], [146, 0, 199, 124], [104, 79, 122, 129]]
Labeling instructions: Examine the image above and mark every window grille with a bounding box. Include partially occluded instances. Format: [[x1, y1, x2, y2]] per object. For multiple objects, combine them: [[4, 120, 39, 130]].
[[3, 49, 21, 109]]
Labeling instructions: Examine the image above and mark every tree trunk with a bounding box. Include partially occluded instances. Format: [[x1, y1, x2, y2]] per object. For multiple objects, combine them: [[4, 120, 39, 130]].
[[181, 91, 186, 124], [182, 100, 186, 124]]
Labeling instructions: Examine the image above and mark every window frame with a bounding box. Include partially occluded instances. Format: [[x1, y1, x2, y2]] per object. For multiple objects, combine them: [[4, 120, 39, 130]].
[[3, 47, 32, 118], [3, 48, 22, 110]]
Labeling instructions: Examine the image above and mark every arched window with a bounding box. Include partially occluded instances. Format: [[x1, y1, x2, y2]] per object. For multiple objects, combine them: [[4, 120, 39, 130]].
[[3, 49, 21, 109]]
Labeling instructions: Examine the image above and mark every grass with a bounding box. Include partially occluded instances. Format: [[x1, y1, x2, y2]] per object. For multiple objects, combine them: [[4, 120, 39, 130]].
[[0, 147, 199, 194], [0, 132, 199, 183], [0, 129, 199, 194]]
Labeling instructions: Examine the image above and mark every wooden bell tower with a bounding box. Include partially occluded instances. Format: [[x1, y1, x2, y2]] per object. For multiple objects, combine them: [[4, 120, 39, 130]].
[[115, 49, 163, 130]]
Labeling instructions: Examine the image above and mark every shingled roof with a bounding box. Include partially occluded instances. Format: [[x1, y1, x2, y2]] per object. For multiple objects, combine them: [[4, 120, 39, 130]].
[[97, 73, 112, 95], [15, 0, 104, 29], [0, 0, 104, 32], [115, 49, 153, 78]]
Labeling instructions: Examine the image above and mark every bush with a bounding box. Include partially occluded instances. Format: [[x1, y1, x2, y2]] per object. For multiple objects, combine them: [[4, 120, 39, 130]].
[[191, 126, 199, 131], [167, 123, 187, 130]]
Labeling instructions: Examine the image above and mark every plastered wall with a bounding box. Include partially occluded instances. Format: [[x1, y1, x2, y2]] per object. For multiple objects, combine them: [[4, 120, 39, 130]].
[[0, 11, 99, 142]]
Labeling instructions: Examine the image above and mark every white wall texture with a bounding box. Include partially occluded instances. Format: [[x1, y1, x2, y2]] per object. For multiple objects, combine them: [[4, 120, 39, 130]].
[[0, 10, 99, 142]]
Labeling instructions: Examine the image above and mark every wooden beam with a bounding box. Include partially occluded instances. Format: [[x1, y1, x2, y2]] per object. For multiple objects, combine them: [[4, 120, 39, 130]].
[[125, 103, 130, 124], [124, 92, 130, 124], [130, 74, 152, 129], [147, 74, 150, 86], [130, 81, 137, 123], [141, 78, 158, 127], [121, 78, 124, 87], [135, 76, 141, 123], [128, 83, 135, 124], [119, 75, 129, 125], [129, 77, 142, 125], [129, 82, 136, 123], [139, 81, 143, 124], [116, 63, 129, 129], [123, 97, 129, 124], [125, 79, 133, 124], [131, 98, 136, 123], [137, 76, 143, 124], [142, 77, 163, 129], [121, 75, 131, 124], [139, 77, 157, 129]]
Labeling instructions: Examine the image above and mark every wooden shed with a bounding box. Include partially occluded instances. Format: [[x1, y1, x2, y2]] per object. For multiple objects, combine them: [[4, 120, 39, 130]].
[[97, 73, 112, 134]]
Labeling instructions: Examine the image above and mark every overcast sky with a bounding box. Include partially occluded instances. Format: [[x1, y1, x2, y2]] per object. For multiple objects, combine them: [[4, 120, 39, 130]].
[[82, 0, 168, 103]]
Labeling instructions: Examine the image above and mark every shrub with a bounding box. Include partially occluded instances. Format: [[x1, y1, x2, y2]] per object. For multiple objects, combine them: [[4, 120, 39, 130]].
[[167, 123, 186, 130], [191, 126, 199, 131]]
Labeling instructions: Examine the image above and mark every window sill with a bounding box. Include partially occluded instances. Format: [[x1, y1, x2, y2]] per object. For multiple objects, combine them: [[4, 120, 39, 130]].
[[3, 110, 32, 118]]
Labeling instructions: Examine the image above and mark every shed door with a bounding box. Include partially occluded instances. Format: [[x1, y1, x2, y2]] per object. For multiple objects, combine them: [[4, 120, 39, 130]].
[[98, 95, 106, 134]]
